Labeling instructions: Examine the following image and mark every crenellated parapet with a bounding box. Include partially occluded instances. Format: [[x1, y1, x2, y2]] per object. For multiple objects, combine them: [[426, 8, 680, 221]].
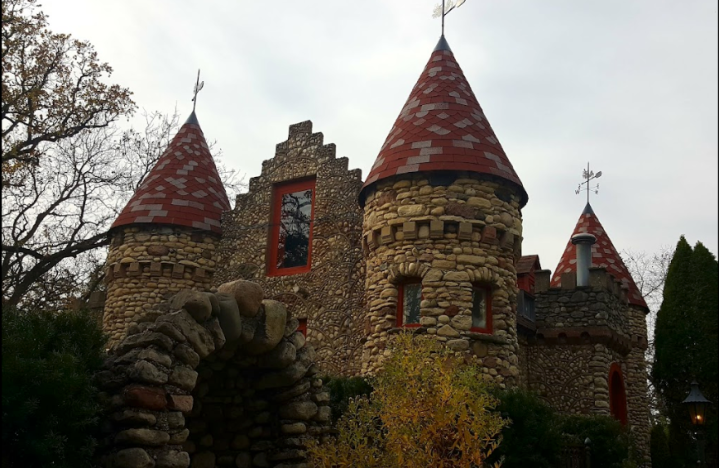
[[531, 266, 646, 354]]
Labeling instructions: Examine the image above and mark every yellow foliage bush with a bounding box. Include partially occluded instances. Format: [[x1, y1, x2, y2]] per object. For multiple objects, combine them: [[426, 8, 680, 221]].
[[309, 334, 507, 468]]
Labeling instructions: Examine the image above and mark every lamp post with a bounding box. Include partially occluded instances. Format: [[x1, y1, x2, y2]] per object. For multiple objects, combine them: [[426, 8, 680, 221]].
[[682, 380, 711, 466]]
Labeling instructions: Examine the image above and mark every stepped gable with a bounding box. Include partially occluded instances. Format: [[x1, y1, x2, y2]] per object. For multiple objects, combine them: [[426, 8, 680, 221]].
[[360, 35, 527, 207], [551, 203, 648, 310], [111, 112, 231, 234]]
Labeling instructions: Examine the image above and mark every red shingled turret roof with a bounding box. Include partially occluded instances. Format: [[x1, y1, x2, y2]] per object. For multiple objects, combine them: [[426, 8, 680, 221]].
[[360, 36, 527, 207], [111, 112, 231, 235], [551, 203, 648, 310]]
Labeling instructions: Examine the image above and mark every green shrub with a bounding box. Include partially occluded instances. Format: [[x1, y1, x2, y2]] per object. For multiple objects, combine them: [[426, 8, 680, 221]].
[[487, 389, 563, 468], [650, 423, 675, 468], [2, 307, 107, 468], [561, 414, 632, 468], [321, 375, 373, 421]]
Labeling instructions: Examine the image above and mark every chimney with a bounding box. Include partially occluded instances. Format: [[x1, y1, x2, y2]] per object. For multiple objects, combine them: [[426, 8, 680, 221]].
[[571, 233, 597, 287]]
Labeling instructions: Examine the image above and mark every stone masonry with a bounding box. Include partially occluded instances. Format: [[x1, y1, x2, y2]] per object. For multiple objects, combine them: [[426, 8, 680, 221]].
[[526, 267, 652, 464], [96, 280, 331, 468], [215, 121, 365, 376], [103, 226, 219, 347], [360, 173, 523, 386]]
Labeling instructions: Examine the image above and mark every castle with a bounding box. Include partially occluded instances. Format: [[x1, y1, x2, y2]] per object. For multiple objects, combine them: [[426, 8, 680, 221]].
[[100, 35, 652, 466]]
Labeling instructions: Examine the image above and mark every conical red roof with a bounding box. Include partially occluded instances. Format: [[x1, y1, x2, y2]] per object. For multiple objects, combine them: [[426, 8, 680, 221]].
[[551, 203, 648, 310], [360, 36, 527, 207], [111, 112, 230, 235]]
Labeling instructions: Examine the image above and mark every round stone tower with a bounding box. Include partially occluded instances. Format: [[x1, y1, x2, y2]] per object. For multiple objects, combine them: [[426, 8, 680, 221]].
[[102, 111, 230, 346], [359, 36, 528, 386]]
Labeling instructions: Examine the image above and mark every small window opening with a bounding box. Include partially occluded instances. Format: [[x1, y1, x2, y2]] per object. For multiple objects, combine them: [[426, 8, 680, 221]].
[[397, 282, 422, 327], [471, 286, 492, 333]]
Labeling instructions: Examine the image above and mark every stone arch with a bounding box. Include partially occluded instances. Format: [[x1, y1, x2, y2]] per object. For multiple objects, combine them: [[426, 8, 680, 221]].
[[609, 362, 628, 426], [465, 267, 503, 288], [387, 261, 430, 284], [96, 280, 331, 468]]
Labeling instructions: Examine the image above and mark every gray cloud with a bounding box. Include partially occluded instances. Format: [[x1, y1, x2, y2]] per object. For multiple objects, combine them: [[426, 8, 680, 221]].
[[41, 0, 718, 272]]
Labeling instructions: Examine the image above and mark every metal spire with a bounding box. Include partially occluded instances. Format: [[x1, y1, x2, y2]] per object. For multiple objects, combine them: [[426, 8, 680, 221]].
[[433, 0, 467, 36], [191, 69, 204, 113], [575, 162, 602, 204]]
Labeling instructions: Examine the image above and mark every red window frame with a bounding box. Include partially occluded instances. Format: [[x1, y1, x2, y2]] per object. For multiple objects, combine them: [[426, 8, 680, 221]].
[[470, 285, 493, 334], [609, 363, 628, 426], [297, 318, 307, 337], [268, 178, 316, 277], [397, 280, 422, 328]]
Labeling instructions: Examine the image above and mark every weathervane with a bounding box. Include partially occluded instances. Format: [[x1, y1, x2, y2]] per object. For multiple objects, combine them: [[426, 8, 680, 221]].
[[575, 162, 602, 203], [433, 0, 467, 36], [191, 69, 204, 112]]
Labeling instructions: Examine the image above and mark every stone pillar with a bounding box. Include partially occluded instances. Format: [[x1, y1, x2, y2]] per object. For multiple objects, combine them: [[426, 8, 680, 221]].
[[625, 305, 653, 467], [361, 173, 523, 388]]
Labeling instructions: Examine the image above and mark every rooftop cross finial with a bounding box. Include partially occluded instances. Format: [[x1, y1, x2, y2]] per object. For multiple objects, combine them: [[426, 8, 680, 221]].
[[433, 0, 467, 36], [191, 69, 204, 113], [575, 162, 602, 204]]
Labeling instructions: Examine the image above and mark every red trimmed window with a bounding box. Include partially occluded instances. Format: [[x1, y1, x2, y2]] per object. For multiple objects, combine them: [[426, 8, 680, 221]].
[[297, 318, 307, 337], [471, 285, 493, 333], [609, 363, 628, 426], [397, 281, 422, 328], [268, 179, 315, 276]]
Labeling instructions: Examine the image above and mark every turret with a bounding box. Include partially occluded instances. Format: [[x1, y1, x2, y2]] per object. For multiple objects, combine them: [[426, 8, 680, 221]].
[[102, 112, 230, 346], [359, 36, 527, 386]]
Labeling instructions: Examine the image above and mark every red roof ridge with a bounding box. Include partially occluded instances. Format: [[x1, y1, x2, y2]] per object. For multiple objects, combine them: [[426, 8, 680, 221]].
[[517, 254, 541, 275], [551, 203, 648, 310], [111, 112, 231, 235], [360, 35, 527, 207]]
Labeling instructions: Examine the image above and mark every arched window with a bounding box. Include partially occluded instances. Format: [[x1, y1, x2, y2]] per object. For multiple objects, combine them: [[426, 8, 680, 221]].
[[397, 280, 422, 328], [609, 363, 628, 426]]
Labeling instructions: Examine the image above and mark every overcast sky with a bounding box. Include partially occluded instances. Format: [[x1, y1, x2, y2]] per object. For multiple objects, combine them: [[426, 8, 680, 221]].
[[42, 0, 718, 276]]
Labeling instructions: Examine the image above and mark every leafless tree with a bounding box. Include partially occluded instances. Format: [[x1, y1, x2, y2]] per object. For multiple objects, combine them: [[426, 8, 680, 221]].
[[621, 245, 674, 422], [2, 110, 243, 310], [1, 0, 135, 174]]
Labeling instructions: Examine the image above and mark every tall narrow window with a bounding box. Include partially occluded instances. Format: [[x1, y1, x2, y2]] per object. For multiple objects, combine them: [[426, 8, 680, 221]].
[[397, 281, 422, 328], [269, 179, 315, 276], [609, 363, 628, 426], [471, 286, 492, 333]]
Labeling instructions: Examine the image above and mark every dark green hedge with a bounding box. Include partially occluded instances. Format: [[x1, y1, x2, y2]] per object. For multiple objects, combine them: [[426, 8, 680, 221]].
[[2, 307, 107, 468], [320, 375, 373, 421]]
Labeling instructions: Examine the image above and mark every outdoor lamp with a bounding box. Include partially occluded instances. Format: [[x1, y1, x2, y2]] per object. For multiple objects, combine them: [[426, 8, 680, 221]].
[[682, 380, 711, 426]]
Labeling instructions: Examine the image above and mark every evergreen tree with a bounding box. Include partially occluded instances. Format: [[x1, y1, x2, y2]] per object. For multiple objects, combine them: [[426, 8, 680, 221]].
[[689, 242, 718, 462], [652, 236, 719, 466]]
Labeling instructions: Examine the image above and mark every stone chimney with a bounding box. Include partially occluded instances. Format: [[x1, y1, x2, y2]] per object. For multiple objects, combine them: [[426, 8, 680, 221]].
[[571, 233, 596, 287]]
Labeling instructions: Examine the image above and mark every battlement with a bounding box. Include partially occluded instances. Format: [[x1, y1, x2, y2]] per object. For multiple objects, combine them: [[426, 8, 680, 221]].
[[530, 266, 642, 354], [535, 267, 630, 304]]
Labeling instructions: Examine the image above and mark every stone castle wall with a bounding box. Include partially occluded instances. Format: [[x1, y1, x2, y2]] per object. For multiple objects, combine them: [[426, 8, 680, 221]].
[[103, 225, 219, 346], [360, 173, 523, 385], [526, 267, 652, 465], [624, 305, 652, 464], [525, 342, 624, 415], [215, 121, 365, 376]]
